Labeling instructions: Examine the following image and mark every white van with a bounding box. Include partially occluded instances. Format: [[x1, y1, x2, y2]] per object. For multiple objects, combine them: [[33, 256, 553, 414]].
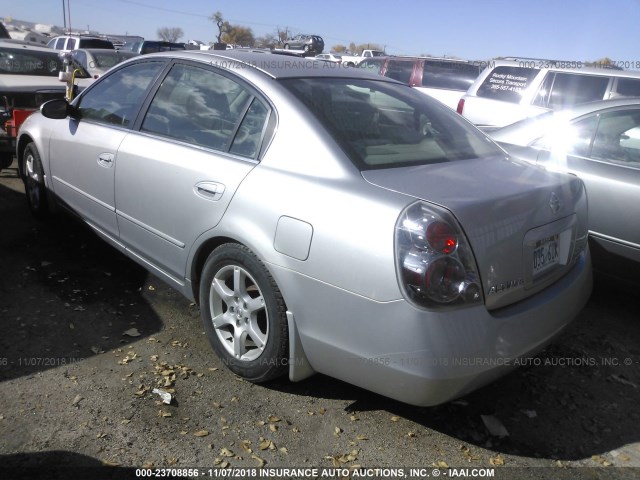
[[457, 59, 640, 128]]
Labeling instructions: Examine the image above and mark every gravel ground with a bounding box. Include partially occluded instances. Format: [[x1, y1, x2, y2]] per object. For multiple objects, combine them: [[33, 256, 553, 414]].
[[1, 163, 639, 480]]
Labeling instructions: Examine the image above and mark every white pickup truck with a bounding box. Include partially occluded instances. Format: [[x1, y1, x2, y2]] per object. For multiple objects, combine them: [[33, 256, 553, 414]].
[[340, 49, 386, 67]]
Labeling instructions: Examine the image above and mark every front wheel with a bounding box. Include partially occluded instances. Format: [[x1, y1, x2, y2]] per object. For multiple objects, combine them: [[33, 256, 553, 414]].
[[22, 143, 50, 220], [199, 244, 288, 382], [283, 43, 290, 50]]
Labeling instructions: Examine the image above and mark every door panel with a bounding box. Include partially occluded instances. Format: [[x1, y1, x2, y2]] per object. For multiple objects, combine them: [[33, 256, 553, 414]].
[[49, 120, 127, 240], [114, 135, 255, 282]]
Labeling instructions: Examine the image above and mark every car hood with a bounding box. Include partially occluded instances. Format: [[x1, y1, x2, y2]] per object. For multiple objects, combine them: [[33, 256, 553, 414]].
[[362, 155, 588, 309]]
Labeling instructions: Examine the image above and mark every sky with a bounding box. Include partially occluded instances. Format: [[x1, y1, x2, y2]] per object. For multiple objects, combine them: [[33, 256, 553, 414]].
[[3, 0, 640, 63]]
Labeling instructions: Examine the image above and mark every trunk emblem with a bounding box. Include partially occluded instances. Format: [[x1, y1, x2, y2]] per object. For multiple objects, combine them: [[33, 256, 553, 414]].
[[549, 192, 560, 214]]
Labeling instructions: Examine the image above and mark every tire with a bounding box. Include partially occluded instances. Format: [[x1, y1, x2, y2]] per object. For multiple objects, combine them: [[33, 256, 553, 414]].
[[22, 143, 50, 220], [303, 45, 310, 52], [199, 244, 288, 383]]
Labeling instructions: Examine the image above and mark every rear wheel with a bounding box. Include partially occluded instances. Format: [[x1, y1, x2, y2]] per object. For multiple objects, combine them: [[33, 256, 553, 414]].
[[283, 43, 289, 49], [199, 244, 288, 382], [22, 143, 50, 220]]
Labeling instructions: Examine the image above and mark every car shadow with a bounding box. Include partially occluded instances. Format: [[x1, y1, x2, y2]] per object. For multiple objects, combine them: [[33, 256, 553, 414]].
[[0, 183, 166, 382], [267, 279, 640, 462]]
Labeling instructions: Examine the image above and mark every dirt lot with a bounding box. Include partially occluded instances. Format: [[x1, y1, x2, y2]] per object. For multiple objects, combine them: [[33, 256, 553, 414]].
[[1, 163, 639, 480]]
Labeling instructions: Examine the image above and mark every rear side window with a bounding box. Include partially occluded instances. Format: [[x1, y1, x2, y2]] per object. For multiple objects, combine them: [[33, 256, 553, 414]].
[[384, 60, 415, 84], [534, 72, 609, 109], [422, 61, 480, 91], [141, 63, 268, 157], [614, 78, 640, 97], [476, 66, 539, 103], [591, 109, 640, 167]]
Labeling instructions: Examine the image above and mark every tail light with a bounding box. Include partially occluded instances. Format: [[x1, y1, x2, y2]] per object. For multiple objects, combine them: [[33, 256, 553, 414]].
[[456, 98, 465, 114], [395, 202, 482, 309]]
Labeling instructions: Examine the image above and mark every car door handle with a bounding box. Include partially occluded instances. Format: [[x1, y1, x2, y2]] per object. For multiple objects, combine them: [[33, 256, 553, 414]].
[[97, 153, 115, 168], [194, 181, 225, 201]]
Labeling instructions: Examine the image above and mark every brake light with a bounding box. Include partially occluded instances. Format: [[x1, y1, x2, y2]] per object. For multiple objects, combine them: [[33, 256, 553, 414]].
[[426, 221, 457, 254], [395, 202, 482, 309], [456, 98, 465, 114]]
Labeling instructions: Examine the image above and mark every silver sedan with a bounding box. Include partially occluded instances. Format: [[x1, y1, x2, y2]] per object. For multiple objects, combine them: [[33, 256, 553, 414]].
[[491, 98, 640, 265], [16, 50, 592, 406]]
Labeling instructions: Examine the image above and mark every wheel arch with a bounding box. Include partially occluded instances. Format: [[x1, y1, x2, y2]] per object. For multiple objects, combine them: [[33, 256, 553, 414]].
[[189, 234, 314, 382], [16, 133, 36, 178]]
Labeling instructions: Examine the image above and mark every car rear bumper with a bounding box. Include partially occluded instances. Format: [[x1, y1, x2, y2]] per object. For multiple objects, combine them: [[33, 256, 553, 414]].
[[276, 248, 592, 406]]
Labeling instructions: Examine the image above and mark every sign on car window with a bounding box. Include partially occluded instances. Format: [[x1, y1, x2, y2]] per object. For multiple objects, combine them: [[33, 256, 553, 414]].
[[477, 66, 539, 103]]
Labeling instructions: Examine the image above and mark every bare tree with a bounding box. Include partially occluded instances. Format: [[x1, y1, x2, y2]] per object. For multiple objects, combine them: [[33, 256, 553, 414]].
[[157, 26, 184, 43], [275, 26, 291, 46], [209, 11, 230, 43]]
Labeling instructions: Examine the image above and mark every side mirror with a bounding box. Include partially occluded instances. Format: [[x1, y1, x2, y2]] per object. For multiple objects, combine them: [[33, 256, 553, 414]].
[[40, 98, 74, 120]]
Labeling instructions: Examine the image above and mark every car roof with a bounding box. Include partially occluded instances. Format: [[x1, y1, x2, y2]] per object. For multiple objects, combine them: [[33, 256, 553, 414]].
[[143, 50, 398, 81], [484, 59, 640, 78]]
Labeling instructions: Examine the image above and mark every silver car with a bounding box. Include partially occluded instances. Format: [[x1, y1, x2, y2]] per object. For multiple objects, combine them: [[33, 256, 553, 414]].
[[16, 50, 592, 406], [70, 48, 138, 79], [491, 98, 640, 265]]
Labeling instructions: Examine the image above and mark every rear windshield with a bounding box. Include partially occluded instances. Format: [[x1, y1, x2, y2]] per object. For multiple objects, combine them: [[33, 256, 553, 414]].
[[422, 61, 481, 91], [0, 47, 63, 76], [281, 77, 502, 169], [477, 66, 539, 103], [79, 38, 114, 49]]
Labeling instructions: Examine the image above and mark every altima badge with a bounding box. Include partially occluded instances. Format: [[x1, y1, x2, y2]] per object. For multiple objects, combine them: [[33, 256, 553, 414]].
[[549, 192, 560, 214]]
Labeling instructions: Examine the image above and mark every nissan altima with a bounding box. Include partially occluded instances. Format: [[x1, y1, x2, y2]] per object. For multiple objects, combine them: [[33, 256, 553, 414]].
[[16, 50, 592, 406]]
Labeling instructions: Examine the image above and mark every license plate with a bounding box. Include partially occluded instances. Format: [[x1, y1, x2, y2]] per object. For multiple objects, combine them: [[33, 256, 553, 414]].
[[532, 234, 560, 275]]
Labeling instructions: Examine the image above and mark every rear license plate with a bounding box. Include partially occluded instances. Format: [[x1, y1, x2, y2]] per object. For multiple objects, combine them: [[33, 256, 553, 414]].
[[533, 234, 560, 275]]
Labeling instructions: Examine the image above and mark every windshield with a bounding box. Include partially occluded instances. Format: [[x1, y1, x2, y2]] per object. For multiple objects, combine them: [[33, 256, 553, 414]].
[[92, 51, 131, 69], [0, 47, 63, 76], [281, 77, 502, 169]]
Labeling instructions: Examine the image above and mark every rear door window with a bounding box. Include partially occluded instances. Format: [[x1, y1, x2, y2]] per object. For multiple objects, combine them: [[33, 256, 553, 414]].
[[534, 72, 610, 109], [422, 60, 480, 91], [476, 66, 539, 103], [614, 78, 640, 97], [384, 60, 415, 84]]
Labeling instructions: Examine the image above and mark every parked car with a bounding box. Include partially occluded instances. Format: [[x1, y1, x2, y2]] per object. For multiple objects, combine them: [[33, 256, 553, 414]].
[[0, 40, 93, 170], [314, 53, 342, 64], [340, 49, 385, 67], [358, 56, 482, 110], [120, 40, 186, 55], [47, 35, 115, 52], [458, 59, 640, 128], [283, 34, 324, 54], [17, 50, 591, 406], [490, 98, 640, 264], [70, 48, 138, 78]]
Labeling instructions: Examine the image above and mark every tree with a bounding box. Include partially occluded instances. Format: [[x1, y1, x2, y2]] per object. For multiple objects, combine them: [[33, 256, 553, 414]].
[[276, 27, 291, 46], [255, 33, 278, 49], [332, 44, 347, 53], [157, 26, 183, 43], [222, 25, 255, 47], [209, 11, 230, 43]]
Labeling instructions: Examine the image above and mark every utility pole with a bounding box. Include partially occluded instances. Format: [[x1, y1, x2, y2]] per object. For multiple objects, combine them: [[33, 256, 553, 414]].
[[62, 0, 67, 32]]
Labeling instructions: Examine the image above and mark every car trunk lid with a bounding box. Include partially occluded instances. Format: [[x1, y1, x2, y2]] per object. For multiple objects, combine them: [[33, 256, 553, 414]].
[[362, 155, 588, 310]]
